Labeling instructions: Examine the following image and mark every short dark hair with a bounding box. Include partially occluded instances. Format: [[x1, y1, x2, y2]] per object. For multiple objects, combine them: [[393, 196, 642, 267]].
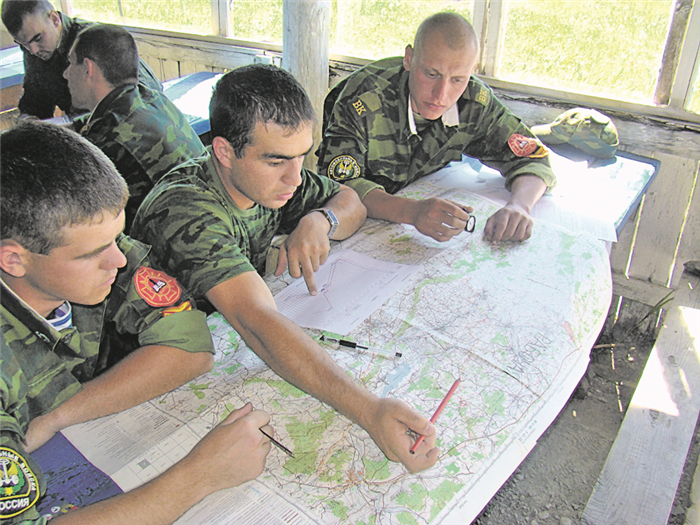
[[73, 24, 139, 86], [1, 0, 54, 36], [1, 121, 129, 255], [209, 64, 316, 157]]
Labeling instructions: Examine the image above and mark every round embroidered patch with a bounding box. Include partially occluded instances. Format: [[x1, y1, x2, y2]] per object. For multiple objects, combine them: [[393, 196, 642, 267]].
[[508, 134, 539, 157], [133, 266, 182, 307], [0, 448, 40, 519], [328, 155, 360, 181]]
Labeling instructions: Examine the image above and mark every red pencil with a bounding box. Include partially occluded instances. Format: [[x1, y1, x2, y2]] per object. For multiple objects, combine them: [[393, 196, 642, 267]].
[[409, 378, 460, 454]]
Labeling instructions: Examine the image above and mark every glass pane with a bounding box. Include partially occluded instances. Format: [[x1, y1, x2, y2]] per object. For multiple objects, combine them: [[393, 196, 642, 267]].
[[70, 0, 212, 36], [687, 59, 700, 115], [230, 0, 283, 43], [329, 0, 473, 60], [499, 0, 673, 105]]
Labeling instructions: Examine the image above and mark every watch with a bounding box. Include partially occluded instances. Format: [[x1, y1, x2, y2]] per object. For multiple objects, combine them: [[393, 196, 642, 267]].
[[311, 208, 339, 238]]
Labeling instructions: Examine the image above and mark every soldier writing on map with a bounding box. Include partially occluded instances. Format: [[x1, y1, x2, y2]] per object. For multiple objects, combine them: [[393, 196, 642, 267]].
[[0, 121, 273, 524], [316, 12, 557, 244], [132, 64, 441, 474]]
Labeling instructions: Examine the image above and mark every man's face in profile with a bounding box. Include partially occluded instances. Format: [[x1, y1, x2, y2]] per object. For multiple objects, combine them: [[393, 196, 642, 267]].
[[14, 10, 61, 60]]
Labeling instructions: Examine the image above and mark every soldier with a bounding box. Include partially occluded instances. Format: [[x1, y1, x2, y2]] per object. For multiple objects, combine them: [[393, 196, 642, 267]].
[[132, 64, 440, 474], [1, 0, 161, 120], [0, 121, 272, 524], [64, 24, 206, 232], [316, 12, 557, 244]]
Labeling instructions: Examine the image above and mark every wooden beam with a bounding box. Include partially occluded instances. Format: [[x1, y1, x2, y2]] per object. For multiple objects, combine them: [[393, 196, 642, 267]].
[[282, 0, 330, 172], [582, 271, 700, 524], [653, 0, 694, 106], [670, 0, 700, 109]]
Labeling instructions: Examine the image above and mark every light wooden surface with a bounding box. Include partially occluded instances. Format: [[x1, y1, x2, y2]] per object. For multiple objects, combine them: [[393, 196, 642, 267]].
[[582, 271, 700, 524]]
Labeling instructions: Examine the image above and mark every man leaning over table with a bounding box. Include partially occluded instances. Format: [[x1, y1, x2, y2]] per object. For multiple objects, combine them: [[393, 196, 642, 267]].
[[64, 24, 206, 232], [132, 63, 440, 474], [316, 12, 557, 244], [1, 121, 273, 525], [1, 0, 161, 121]]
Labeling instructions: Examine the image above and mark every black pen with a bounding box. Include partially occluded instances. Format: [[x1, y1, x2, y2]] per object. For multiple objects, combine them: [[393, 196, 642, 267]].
[[260, 428, 295, 458], [320, 335, 402, 359]]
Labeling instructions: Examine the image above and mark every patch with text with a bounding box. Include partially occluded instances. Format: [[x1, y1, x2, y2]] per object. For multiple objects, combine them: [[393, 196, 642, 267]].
[[0, 448, 40, 519], [328, 155, 360, 181]]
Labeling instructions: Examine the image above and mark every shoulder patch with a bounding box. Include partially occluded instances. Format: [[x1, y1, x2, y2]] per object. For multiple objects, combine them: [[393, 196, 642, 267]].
[[0, 448, 40, 519], [508, 133, 539, 157], [328, 155, 360, 181], [134, 266, 182, 307], [349, 92, 381, 118], [475, 87, 489, 106]]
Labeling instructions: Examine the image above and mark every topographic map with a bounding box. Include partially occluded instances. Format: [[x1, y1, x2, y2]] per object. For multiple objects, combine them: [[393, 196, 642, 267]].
[[63, 179, 612, 525]]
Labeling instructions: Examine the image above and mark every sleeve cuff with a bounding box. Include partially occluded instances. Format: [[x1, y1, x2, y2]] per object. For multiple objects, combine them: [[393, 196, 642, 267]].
[[138, 309, 215, 354], [344, 178, 385, 201]]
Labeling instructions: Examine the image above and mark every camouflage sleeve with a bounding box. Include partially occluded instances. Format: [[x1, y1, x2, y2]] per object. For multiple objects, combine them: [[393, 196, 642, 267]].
[[17, 54, 56, 120], [104, 235, 214, 356], [277, 168, 342, 234], [462, 80, 557, 191], [316, 86, 384, 201], [0, 350, 46, 524], [132, 183, 256, 299]]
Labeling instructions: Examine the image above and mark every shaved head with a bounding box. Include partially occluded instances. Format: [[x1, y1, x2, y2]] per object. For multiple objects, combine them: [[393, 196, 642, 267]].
[[413, 12, 479, 61]]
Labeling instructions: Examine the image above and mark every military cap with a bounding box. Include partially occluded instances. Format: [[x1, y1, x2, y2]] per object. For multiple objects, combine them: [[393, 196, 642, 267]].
[[532, 108, 619, 159]]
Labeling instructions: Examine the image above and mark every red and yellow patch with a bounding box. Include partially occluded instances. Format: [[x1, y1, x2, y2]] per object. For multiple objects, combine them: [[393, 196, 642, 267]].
[[508, 134, 539, 157], [134, 266, 182, 307], [162, 301, 192, 317]]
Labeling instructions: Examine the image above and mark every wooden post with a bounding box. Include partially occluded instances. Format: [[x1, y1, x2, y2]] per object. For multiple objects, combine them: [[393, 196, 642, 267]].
[[653, 0, 693, 106], [211, 0, 232, 38], [282, 0, 330, 172]]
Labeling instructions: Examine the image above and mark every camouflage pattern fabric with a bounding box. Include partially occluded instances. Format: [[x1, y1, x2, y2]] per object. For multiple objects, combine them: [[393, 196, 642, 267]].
[[18, 13, 162, 120], [316, 57, 557, 200], [131, 148, 341, 300], [73, 83, 206, 232], [0, 235, 213, 524], [531, 108, 619, 159]]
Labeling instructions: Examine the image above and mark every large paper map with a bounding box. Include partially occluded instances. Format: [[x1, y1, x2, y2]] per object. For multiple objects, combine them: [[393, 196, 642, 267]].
[[63, 179, 612, 524]]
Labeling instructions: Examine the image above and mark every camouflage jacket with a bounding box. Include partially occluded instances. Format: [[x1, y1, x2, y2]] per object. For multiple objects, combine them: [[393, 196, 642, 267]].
[[315, 57, 557, 200], [73, 83, 206, 232], [131, 148, 341, 299], [0, 235, 213, 524], [18, 13, 162, 120]]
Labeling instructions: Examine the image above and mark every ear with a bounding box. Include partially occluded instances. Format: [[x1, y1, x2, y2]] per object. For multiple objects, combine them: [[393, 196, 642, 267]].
[[49, 11, 61, 29], [0, 240, 29, 278], [403, 45, 413, 71], [83, 57, 98, 80], [212, 136, 235, 169]]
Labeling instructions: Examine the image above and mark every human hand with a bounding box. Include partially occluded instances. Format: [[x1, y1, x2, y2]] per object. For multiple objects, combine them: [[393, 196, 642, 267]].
[[483, 202, 534, 243], [364, 397, 440, 474], [274, 212, 331, 295], [182, 402, 272, 495], [410, 198, 472, 242], [24, 412, 62, 452]]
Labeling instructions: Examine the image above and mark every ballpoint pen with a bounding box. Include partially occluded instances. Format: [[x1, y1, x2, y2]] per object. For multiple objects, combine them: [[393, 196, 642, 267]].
[[320, 335, 402, 359]]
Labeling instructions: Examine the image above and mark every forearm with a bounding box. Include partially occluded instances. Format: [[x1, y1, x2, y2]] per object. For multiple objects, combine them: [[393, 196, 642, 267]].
[[362, 188, 422, 226], [321, 185, 367, 240], [31, 346, 213, 445], [506, 174, 547, 213]]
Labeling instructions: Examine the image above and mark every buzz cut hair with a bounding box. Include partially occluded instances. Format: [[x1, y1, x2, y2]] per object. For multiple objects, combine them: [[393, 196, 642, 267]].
[[413, 12, 480, 59], [1, 121, 129, 255], [73, 24, 139, 87], [209, 63, 317, 158], [1, 0, 55, 36]]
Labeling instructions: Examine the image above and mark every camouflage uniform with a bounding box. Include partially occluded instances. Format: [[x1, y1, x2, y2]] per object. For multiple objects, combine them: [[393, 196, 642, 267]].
[[73, 84, 206, 232], [0, 235, 214, 524], [17, 13, 162, 120], [316, 57, 557, 200], [131, 148, 341, 300]]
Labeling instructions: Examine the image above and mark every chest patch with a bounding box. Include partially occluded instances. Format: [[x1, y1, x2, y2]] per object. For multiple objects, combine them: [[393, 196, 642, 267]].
[[508, 133, 539, 157], [0, 448, 40, 519], [328, 155, 360, 181], [134, 266, 182, 307]]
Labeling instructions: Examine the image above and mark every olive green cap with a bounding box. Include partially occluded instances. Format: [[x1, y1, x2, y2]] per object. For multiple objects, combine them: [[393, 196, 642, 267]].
[[531, 108, 619, 159]]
